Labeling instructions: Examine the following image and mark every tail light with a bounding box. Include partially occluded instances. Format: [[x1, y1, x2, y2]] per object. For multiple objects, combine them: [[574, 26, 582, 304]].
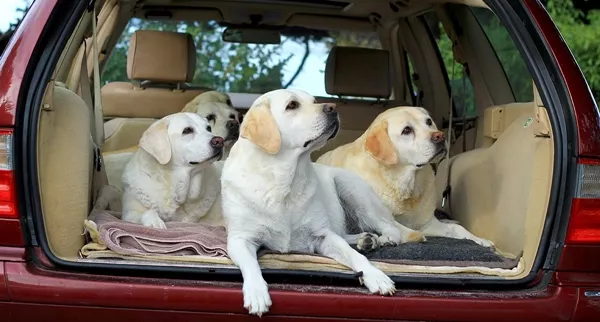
[[0, 129, 17, 219], [0, 128, 23, 247], [566, 158, 600, 244], [558, 157, 600, 272]]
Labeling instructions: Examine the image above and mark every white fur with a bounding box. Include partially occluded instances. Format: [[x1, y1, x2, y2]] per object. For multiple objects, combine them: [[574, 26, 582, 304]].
[[221, 89, 422, 316], [121, 112, 225, 228], [104, 91, 238, 192], [183, 92, 241, 159]]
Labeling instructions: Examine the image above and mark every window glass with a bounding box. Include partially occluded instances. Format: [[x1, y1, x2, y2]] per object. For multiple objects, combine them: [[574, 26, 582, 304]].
[[103, 19, 382, 99], [471, 7, 533, 102], [422, 11, 476, 117]]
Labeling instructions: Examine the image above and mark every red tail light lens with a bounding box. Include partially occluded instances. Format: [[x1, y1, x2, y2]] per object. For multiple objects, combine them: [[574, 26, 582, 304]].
[[0, 129, 17, 219], [565, 159, 600, 244]]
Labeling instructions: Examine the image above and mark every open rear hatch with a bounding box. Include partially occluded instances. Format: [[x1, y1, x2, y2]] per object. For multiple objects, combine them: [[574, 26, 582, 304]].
[[24, 0, 567, 289]]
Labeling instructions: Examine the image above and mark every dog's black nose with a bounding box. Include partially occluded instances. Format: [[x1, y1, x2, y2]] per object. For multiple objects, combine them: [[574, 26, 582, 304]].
[[322, 103, 336, 114], [210, 136, 224, 148], [226, 120, 239, 129]]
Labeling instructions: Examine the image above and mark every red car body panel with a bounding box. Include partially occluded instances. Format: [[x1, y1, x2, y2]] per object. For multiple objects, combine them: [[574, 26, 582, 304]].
[[0, 0, 599, 320], [523, 1, 600, 158], [2, 262, 579, 321], [0, 0, 58, 250]]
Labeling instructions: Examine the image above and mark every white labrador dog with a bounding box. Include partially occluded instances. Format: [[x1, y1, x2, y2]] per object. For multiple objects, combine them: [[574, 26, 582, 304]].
[[183, 93, 241, 159], [317, 106, 493, 247], [221, 89, 424, 316], [121, 112, 226, 228], [104, 91, 239, 192]]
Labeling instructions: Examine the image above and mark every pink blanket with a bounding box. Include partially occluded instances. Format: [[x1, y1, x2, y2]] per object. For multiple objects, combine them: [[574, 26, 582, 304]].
[[88, 210, 228, 257]]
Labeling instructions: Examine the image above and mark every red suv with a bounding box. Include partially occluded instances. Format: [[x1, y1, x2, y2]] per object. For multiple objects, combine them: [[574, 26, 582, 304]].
[[0, 0, 599, 321]]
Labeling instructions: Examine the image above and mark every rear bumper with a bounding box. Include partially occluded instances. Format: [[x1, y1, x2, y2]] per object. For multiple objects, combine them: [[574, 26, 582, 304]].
[[0, 260, 582, 322]]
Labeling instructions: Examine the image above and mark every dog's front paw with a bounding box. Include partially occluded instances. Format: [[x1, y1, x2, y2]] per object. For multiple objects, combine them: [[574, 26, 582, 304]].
[[376, 235, 399, 247], [140, 211, 167, 229], [243, 279, 272, 317], [359, 267, 396, 295], [382, 225, 426, 245], [471, 236, 494, 248], [404, 230, 426, 243], [146, 217, 167, 229], [357, 233, 380, 251]]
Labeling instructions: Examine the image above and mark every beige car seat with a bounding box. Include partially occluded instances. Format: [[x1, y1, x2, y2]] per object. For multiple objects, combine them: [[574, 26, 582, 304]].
[[101, 30, 208, 152], [312, 46, 411, 160]]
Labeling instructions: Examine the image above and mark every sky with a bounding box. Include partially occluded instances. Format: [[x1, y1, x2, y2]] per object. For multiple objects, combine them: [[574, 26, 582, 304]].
[[0, 0, 329, 96], [0, 0, 27, 32]]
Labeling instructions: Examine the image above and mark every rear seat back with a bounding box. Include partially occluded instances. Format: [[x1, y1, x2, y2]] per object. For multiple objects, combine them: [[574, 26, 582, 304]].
[[312, 46, 410, 160], [434, 99, 553, 263], [102, 30, 206, 152]]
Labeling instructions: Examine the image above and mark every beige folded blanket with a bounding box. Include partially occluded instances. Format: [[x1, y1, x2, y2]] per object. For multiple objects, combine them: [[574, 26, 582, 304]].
[[86, 210, 227, 257]]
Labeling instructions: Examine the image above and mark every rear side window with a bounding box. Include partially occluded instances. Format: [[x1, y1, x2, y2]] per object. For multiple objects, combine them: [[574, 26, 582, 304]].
[[103, 19, 381, 99], [423, 11, 477, 118], [470, 7, 533, 102]]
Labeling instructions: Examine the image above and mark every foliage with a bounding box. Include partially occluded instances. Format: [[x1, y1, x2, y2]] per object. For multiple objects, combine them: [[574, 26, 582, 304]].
[[103, 19, 290, 93], [544, 0, 600, 101], [5, 1, 598, 104]]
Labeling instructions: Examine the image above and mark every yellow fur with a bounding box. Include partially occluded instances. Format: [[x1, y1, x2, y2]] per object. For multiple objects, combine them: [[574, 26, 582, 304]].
[[240, 100, 281, 154]]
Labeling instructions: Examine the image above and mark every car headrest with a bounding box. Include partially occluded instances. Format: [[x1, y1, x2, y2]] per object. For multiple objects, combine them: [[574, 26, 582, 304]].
[[126, 30, 196, 83], [325, 46, 391, 99]]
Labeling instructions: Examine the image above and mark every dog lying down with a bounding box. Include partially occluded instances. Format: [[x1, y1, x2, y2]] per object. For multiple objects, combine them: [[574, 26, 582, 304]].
[[182, 90, 242, 160], [317, 106, 493, 247], [121, 112, 226, 228], [103, 91, 240, 192], [221, 89, 424, 316]]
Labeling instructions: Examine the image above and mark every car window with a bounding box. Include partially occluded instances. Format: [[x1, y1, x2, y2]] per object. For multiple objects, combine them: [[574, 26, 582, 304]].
[[103, 18, 382, 99], [422, 11, 477, 118], [470, 7, 533, 102]]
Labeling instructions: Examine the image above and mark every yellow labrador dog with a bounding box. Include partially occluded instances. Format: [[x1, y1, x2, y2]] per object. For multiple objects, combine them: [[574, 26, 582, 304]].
[[182, 91, 242, 159], [121, 112, 226, 228], [104, 90, 237, 191], [221, 89, 423, 316], [317, 106, 493, 247]]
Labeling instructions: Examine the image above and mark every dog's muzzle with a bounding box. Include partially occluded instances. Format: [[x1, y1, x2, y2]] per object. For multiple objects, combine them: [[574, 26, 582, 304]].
[[326, 117, 340, 141], [226, 120, 240, 142], [416, 146, 447, 168], [302, 118, 340, 148]]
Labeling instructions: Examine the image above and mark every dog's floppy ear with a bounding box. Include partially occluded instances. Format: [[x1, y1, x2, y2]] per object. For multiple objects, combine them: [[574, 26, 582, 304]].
[[240, 99, 281, 154], [365, 120, 398, 166], [139, 119, 172, 165], [181, 102, 197, 113]]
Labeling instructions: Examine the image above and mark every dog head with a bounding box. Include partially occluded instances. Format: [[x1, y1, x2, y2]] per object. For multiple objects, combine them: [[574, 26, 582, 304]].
[[240, 89, 339, 155], [182, 91, 241, 147], [192, 101, 241, 147], [139, 112, 224, 167], [364, 106, 446, 168], [183, 90, 233, 110]]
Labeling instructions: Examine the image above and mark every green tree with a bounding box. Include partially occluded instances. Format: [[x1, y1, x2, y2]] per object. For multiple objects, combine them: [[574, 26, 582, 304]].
[[544, 0, 600, 101], [103, 19, 291, 93]]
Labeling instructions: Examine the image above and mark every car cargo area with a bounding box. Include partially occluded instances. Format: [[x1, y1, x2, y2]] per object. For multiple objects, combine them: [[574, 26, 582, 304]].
[[33, 0, 554, 285]]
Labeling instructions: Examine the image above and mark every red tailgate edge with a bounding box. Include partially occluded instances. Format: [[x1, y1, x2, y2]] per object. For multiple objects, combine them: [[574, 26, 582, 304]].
[[5, 262, 577, 322]]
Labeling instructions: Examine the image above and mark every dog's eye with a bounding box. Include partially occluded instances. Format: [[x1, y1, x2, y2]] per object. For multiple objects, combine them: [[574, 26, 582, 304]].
[[229, 114, 235, 119], [206, 114, 215, 122], [401, 126, 413, 135], [426, 118, 433, 126], [286, 101, 299, 110], [182, 127, 194, 135], [226, 99, 232, 106], [206, 125, 212, 132]]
